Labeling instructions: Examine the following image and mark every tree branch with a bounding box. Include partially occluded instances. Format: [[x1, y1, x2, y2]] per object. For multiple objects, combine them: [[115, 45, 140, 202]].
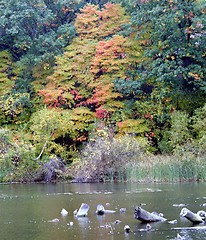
[[34, 140, 48, 162]]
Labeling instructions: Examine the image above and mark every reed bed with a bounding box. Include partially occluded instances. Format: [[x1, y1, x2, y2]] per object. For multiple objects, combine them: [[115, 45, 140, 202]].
[[125, 155, 206, 183]]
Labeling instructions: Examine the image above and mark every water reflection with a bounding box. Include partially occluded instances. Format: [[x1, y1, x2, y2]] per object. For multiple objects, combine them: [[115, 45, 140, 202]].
[[0, 182, 206, 240]]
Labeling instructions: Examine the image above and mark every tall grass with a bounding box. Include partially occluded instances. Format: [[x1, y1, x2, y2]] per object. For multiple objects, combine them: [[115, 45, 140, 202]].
[[126, 155, 206, 183], [72, 132, 206, 183]]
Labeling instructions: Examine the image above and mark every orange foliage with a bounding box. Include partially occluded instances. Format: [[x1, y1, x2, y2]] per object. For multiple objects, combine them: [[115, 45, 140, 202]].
[[117, 119, 149, 136], [75, 4, 100, 39], [91, 35, 128, 76], [38, 3, 134, 119], [39, 88, 66, 108], [87, 35, 130, 110], [144, 112, 153, 120], [98, 3, 130, 38], [87, 82, 121, 107], [75, 3, 129, 40]]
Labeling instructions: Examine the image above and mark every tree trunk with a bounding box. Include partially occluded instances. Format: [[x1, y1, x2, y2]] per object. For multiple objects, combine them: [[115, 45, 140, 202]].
[[75, 203, 90, 217], [180, 208, 204, 224], [134, 206, 167, 222], [96, 204, 116, 215]]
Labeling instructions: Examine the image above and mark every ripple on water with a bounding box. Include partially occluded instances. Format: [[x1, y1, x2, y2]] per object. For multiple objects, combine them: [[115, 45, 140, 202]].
[[46, 192, 73, 196]]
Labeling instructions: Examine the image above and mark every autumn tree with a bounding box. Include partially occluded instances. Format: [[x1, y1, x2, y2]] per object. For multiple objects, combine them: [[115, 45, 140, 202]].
[[87, 35, 129, 117], [38, 3, 151, 144], [76, 3, 135, 119], [39, 3, 131, 113], [38, 37, 97, 108], [75, 2, 129, 40], [0, 50, 33, 125]]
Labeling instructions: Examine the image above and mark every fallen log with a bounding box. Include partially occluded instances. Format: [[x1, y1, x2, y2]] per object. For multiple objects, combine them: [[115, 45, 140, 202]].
[[75, 203, 90, 217], [197, 210, 206, 221], [134, 206, 167, 222], [180, 208, 204, 224], [96, 204, 105, 215], [96, 204, 116, 215]]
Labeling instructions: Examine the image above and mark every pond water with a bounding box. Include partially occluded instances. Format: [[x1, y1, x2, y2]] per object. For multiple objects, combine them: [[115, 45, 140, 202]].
[[1, 182, 206, 240]]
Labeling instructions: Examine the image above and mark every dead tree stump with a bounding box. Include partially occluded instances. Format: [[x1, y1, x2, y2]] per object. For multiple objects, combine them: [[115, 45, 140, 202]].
[[134, 206, 167, 222], [180, 208, 204, 224]]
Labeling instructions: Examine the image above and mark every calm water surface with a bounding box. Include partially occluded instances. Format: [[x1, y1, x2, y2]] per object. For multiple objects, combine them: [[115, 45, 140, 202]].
[[1, 182, 206, 240]]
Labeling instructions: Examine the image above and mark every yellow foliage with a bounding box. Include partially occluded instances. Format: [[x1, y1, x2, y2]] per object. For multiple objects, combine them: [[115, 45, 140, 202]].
[[75, 3, 129, 40], [0, 50, 17, 95], [117, 119, 149, 137]]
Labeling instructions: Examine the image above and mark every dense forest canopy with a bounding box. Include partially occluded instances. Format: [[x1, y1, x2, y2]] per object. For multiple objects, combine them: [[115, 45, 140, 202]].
[[0, 0, 205, 182]]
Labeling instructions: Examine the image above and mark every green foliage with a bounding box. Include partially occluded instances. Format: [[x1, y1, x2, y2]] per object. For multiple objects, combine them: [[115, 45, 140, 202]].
[[130, 0, 206, 94], [192, 104, 206, 152], [0, 128, 18, 181], [168, 111, 191, 149], [29, 107, 94, 161], [69, 107, 95, 138], [0, 128, 37, 182], [0, 0, 77, 63], [159, 107, 206, 154], [113, 0, 206, 152], [171, 91, 206, 114], [32, 59, 54, 93], [0, 93, 32, 124], [117, 119, 149, 142], [192, 104, 206, 138], [29, 108, 71, 160], [0, 50, 17, 95]]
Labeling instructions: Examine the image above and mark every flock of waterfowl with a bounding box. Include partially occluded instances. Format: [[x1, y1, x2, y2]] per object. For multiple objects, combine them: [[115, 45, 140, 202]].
[[48, 203, 206, 240]]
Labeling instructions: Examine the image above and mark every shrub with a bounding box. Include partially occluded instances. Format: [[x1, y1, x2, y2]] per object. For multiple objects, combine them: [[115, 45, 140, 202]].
[[192, 104, 206, 154], [35, 157, 66, 183], [73, 130, 146, 182], [0, 128, 37, 182]]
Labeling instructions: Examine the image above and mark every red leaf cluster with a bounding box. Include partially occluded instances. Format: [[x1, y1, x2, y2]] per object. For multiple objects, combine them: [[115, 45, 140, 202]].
[[95, 108, 110, 119]]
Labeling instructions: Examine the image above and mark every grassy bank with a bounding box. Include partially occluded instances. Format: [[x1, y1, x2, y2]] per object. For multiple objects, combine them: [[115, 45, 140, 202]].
[[72, 134, 206, 183], [125, 155, 206, 183], [1, 129, 206, 183], [72, 155, 206, 183]]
